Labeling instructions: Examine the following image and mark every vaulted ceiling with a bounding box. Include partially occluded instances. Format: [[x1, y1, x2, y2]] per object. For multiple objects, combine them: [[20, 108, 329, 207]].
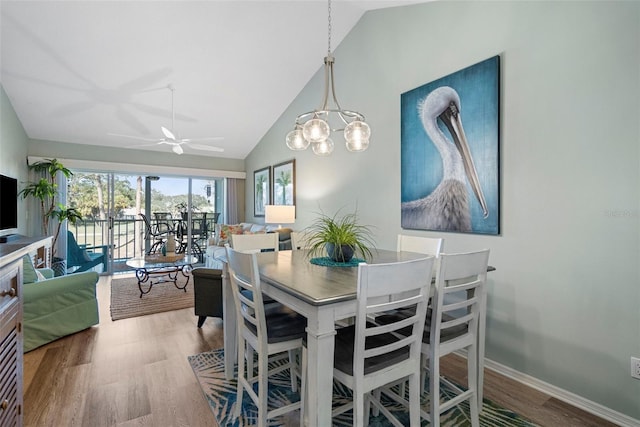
[[1, 1, 424, 159]]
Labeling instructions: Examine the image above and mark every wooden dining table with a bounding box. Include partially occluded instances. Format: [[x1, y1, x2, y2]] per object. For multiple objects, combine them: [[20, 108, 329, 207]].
[[220, 249, 492, 426]]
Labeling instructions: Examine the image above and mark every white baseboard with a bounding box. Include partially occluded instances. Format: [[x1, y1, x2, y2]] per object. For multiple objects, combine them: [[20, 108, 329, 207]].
[[483, 357, 640, 427]]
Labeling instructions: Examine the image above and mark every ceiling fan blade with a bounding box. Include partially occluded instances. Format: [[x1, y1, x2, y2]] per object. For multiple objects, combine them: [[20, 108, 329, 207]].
[[108, 133, 161, 142], [186, 143, 225, 153], [161, 126, 176, 140], [182, 136, 225, 142], [124, 143, 164, 149]]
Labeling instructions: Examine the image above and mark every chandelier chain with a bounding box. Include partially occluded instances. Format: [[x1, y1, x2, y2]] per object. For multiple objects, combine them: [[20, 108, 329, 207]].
[[327, 0, 332, 54]]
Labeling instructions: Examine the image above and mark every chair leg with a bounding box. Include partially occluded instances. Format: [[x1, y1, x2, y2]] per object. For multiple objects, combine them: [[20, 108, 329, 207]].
[[429, 354, 441, 427], [353, 391, 365, 427], [289, 349, 298, 392], [235, 337, 246, 419], [409, 372, 420, 427], [468, 343, 480, 427], [258, 350, 269, 427]]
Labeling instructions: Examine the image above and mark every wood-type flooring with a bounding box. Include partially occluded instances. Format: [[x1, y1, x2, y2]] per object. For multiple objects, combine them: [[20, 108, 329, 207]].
[[23, 276, 617, 426]]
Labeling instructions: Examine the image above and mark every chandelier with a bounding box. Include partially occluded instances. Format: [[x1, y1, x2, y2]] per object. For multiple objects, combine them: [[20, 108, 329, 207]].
[[286, 0, 371, 156]]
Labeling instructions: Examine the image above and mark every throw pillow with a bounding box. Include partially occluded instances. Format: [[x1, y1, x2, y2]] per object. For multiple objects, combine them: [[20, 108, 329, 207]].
[[35, 270, 47, 282], [22, 254, 39, 284], [216, 224, 244, 246]]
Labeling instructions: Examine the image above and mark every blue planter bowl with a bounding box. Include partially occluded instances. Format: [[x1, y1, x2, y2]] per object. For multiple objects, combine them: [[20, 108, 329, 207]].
[[326, 243, 355, 263]]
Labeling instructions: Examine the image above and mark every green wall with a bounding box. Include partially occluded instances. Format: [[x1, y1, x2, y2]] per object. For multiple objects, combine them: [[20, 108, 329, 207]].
[[0, 86, 29, 236], [246, 1, 640, 421]]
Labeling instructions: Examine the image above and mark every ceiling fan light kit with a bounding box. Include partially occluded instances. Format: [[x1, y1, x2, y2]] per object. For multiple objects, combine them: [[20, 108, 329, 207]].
[[286, 0, 370, 156]]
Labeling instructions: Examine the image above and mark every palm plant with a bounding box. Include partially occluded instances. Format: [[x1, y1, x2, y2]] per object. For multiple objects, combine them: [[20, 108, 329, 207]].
[[19, 159, 81, 261], [306, 209, 375, 262]]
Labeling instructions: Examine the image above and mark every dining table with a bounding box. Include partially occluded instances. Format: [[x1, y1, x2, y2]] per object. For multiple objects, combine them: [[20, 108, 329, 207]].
[[220, 249, 492, 426]]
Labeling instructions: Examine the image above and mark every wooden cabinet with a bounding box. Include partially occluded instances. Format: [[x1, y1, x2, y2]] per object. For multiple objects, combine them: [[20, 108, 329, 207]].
[[0, 236, 51, 427], [0, 257, 23, 427]]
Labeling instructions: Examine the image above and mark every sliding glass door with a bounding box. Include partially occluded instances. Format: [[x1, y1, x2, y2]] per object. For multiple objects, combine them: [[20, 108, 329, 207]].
[[67, 171, 224, 275]]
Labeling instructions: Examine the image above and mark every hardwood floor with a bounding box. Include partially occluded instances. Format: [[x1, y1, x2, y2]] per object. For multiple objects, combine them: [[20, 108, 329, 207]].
[[23, 275, 616, 426]]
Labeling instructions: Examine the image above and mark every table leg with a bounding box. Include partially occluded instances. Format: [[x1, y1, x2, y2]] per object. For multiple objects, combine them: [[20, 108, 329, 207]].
[[305, 310, 337, 427], [135, 268, 152, 298], [221, 264, 237, 380]]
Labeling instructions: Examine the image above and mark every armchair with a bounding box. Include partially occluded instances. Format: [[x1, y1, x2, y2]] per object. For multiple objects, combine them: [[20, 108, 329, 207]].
[[22, 255, 99, 352]]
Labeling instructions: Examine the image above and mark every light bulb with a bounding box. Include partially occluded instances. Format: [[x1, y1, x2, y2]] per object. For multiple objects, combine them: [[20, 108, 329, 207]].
[[172, 144, 183, 155], [303, 118, 330, 143], [344, 120, 371, 152], [311, 138, 334, 156], [286, 128, 309, 150]]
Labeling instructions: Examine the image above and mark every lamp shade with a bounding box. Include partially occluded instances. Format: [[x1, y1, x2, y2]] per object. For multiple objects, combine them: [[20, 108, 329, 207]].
[[265, 205, 296, 225]]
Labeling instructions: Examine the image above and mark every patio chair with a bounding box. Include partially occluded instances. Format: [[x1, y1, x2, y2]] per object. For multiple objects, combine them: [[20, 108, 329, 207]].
[[66, 230, 108, 273], [140, 213, 166, 254]]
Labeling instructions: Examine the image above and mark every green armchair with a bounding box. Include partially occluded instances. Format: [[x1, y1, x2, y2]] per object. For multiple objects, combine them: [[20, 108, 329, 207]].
[[22, 256, 99, 352]]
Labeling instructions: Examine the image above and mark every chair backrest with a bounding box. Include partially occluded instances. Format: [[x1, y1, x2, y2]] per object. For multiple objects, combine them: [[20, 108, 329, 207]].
[[153, 212, 173, 234], [139, 213, 153, 238], [66, 230, 85, 266], [353, 257, 435, 377], [231, 233, 279, 253], [430, 249, 490, 352], [397, 234, 443, 257], [225, 244, 268, 342], [290, 231, 312, 251]]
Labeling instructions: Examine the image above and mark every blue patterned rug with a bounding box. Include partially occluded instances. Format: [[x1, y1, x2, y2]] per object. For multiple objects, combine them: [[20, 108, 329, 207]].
[[188, 349, 538, 426]]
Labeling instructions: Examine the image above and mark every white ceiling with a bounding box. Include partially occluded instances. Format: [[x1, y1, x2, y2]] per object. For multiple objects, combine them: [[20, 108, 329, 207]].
[[1, 1, 424, 159]]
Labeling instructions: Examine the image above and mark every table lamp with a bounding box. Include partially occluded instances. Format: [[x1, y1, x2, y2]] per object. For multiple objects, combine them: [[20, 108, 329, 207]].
[[265, 205, 295, 228]]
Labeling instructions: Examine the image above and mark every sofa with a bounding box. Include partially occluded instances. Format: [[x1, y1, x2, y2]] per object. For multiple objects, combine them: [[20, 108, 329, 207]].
[[205, 222, 292, 268], [22, 255, 100, 352]]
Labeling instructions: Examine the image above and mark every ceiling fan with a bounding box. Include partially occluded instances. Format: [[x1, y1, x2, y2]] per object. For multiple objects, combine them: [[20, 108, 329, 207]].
[[109, 84, 224, 155]]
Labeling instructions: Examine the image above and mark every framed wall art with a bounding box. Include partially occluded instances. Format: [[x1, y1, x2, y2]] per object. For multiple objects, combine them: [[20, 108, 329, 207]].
[[272, 159, 295, 206], [253, 166, 271, 217], [400, 55, 500, 235]]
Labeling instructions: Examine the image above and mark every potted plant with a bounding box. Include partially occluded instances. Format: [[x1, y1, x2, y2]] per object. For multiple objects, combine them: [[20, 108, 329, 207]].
[[19, 159, 82, 263], [306, 209, 375, 262]]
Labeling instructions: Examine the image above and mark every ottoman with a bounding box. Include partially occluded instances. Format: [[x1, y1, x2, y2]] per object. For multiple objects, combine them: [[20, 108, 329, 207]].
[[191, 267, 223, 327]]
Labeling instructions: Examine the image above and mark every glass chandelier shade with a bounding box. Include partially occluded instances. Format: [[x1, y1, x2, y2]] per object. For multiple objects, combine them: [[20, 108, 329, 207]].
[[344, 120, 371, 152], [285, 126, 309, 150], [286, 0, 370, 156], [303, 118, 331, 143], [311, 138, 334, 156]]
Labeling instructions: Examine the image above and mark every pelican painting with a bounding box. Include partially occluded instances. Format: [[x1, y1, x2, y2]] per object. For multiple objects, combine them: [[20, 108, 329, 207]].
[[401, 57, 499, 234]]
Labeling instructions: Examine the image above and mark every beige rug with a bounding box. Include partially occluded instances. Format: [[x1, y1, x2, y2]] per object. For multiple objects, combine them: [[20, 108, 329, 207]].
[[110, 274, 194, 320]]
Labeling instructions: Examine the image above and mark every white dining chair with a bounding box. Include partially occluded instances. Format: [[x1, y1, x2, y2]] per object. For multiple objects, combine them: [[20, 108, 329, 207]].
[[421, 249, 490, 426], [225, 245, 306, 427], [397, 234, 443, 257], [291, 230, 312, 251], [328, 256, 435, 426], [230, 232, 279, 253]]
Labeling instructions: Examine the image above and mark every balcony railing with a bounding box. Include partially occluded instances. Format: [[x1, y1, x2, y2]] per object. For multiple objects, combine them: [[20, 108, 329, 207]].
[[69, 217, 216, 273]]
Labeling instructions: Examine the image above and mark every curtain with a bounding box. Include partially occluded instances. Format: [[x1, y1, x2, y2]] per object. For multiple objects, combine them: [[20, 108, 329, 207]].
[[226, 178, 239, 224]]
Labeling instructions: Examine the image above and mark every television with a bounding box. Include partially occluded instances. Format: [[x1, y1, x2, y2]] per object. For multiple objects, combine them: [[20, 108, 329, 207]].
[[0, 174, 19, 232]]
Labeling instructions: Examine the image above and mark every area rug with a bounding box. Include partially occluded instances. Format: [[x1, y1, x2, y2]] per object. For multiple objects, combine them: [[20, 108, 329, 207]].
[[188, 348, 538, 426], [110, 275, 194, 320]]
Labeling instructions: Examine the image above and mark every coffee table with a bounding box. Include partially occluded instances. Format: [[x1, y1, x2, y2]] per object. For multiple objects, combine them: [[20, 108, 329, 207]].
[[126, 254, 198, 297]]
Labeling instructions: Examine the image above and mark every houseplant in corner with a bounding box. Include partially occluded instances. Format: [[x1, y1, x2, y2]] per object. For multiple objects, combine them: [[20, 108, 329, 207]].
[[306, 209, 375, 263], [19, 159, 82, 265]]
